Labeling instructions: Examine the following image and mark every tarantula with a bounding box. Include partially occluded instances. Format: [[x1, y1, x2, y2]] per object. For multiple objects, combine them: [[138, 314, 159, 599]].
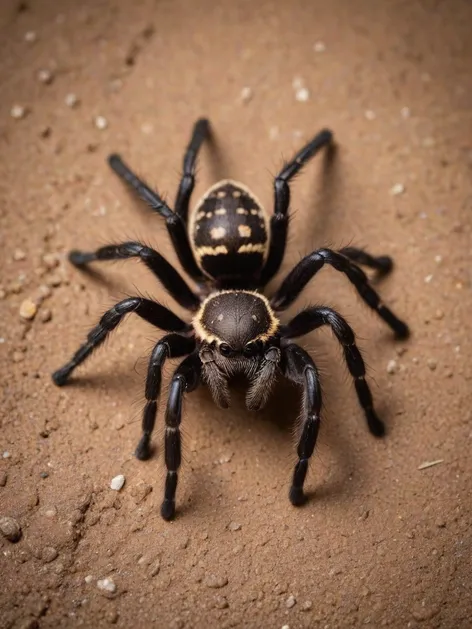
[[53, 118, 409, 520]]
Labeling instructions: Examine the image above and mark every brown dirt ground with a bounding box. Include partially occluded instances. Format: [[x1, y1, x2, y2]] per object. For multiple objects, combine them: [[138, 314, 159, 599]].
[[1, 1, 471, 627]]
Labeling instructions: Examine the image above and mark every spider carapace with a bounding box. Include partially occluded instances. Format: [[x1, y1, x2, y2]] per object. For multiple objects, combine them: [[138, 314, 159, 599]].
[[53, 118, 409, 521]]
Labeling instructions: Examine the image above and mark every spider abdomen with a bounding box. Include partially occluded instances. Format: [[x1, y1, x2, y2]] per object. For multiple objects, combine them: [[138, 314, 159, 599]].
[[189, 180, 268, 284]]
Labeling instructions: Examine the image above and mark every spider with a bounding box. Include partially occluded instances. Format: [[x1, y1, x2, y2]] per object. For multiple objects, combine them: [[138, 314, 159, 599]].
[[52, 118, 409, 521]]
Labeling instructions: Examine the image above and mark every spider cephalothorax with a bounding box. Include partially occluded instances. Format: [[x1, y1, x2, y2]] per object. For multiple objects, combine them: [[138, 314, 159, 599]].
[[53, 118, 409, 521]]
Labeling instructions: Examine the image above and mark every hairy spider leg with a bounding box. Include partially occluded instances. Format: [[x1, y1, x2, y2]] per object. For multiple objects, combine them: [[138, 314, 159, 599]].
[[69, 241, 201, 311], [136, 334, 196, 461], [161, 352, 202, 521], [108, 154, 205, 281], [260, 128, 333, 286], [272, 248, 409, 339], [174, 118, 211, 223], [282, 343, 322, 505], [52, 298, 190, 386], [281, 305, 385, 437]]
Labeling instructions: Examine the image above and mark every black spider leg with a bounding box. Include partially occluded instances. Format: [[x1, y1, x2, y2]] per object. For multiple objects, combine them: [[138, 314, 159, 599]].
[[271, 248, 409, 339], [52, 298, 190, 386], [136, 334, 196, 461], [259, 128, 333, 286], [174, 118, 210, 223], [161, 352, 202, 521], [282, 342, 322, 506], [281, 306, 385, 437], [69, 241, 201, 311], [108, 154, 206, 282], [339, 246, 393, 275]]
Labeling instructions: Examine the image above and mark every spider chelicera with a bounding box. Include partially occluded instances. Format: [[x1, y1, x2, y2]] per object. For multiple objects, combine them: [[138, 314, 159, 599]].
[[52, 118, 409, 520]]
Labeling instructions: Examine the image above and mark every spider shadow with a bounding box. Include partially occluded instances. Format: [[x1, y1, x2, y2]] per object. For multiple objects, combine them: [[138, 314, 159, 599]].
[[69, 264, 137, 297], [204, 121, 232, 183], [302, 139, 343, 252], [192, 363, 367, 505]]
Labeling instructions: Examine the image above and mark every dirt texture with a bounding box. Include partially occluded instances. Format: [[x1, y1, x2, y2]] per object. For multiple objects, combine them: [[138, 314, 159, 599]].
[[1, 1, 471, 627]]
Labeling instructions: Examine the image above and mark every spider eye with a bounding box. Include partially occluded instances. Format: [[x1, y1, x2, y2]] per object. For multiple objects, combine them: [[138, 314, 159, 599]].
[[219, 343, 233, 357], [243, 342, 259, 357]]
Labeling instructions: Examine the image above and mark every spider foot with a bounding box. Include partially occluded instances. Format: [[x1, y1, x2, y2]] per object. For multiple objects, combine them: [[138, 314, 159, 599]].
[[366, 411, 385, 438], [69, 250, 93, 267], [289, 486, 307, 507], [135, 436, 152, 461], [52, 365, 72, 387], [161, 499, 176, 521]]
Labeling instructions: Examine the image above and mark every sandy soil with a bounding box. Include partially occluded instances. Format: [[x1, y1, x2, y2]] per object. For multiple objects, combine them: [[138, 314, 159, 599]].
[[1, 0, 471, 627]]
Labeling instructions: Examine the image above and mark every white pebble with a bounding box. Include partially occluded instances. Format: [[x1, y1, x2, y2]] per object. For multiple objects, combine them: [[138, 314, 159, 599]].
[[364, 109, 376, 120], [10, 105, 27, 120], [96, 577, 116, 593], [269, 125, 280, 140], [65, 93, 80, 108], [400, 107, 410, 118], [37, 69, 53, 84], [24, 31, 37, 43], [110, 474, 125, 491], [286, 595, 296, 608], [295, 87, 310, 102], [141, 122, 153, 135], [313, 41, 326, 52], [94, 116, 108, 130], [3, 451, 11, 459], [282, 625, 290, 629], [434, 255, 443, 264], [390, 183, 405, 196], [84, 574, 93, 584], [386, 359, 398, 375], [424, 274, 433, 283], [240, 86, 253, 103]]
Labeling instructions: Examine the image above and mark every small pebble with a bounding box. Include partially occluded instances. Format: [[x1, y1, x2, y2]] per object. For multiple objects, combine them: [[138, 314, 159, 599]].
[[94, 116, 108, 130], [203, 574, 228, 588], [0, 515, 22, 542], [39, 126, 52, 139], [44, 508, 57, 518], [24, 31, 37, 43], [40, 309, 52, 323], [282, 625, 290, 629], [110, 474, 125, 491], [227, 521, 241, 532], [313, 41, 326, 52], [65, 93, 80, 108], [240, 87, 253, 103], [37, 69, 54, 84], [286, 595, 296, 609], [268, 125, 280, 140], [400, 106, 410, 118], [434, 255, 443, 264], [3, 451, 11, 459], [386, 359, 398, 374], [214, 595, 229, 609], [11, 105, 27, 120], [295, 87, 310, 102], [13, 249, 26, 261], [364, 109, 376, 120], [424, 274, 433, 283], [84, 575, 93, 584], [41, 546, 58, 563], [19, 298, 38, 321], [390, 183, 405, 196], [301, 600, 313, 611], [427, 359, 437, 371], [97, 577, 116, 594], [0, 471, 7, 486]]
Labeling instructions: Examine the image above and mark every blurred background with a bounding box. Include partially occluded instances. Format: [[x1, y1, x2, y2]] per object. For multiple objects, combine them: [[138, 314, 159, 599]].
[[1, 1, 471, 627]]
